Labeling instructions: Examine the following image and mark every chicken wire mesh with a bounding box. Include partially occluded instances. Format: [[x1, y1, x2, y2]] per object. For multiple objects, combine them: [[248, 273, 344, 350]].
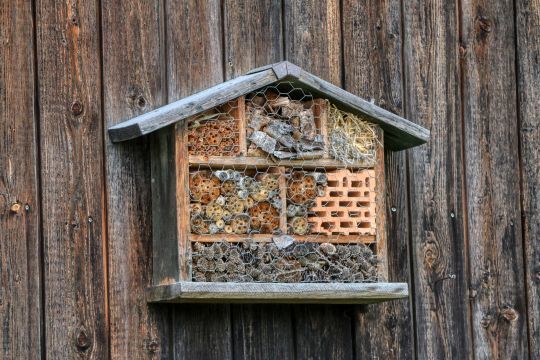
[[186, 82, 381, 283]]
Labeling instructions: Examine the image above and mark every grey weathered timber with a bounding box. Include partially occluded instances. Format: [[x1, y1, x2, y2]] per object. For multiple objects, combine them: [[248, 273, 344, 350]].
[[516, 0, 540, 357], [148, 282, 408, 304], [108, 61, 430, 150], [342, 0, 415, 358], [461, 1, 528, 359], [404, 0, 472, 358]]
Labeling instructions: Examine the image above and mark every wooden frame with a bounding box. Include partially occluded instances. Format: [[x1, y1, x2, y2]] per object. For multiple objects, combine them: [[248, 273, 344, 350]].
[[148, 92, 401, 303]]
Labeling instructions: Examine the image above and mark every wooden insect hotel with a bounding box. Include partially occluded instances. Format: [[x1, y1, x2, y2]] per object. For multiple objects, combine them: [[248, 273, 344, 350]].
[[109, 62, 429, 303]]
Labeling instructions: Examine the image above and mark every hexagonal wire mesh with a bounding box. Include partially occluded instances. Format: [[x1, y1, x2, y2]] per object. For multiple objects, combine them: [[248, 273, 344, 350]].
[[187, 82, 380, 283]]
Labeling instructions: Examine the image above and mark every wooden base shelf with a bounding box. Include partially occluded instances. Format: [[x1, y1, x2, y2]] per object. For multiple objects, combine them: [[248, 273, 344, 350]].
[[189, 155, 374, 169], [189, 234, 376, 244], [147, 281, 408, 304]]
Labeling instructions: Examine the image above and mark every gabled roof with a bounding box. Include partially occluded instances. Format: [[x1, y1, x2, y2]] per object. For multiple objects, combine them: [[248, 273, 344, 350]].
[[108, 61, 429, 150]]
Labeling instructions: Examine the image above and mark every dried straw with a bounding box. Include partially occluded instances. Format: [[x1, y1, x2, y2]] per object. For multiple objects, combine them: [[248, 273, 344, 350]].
[[326, 101, 378, 165]]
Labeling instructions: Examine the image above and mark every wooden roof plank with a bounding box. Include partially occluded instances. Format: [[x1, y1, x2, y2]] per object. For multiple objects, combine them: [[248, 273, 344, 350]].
[[108, 69, 278, 142], [108, 61, 430, 150]]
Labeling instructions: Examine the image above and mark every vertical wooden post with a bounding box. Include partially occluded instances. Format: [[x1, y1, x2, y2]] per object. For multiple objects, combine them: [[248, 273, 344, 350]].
[[176, 122, 191, 280], [374, 126, 388, 281], [151, 123, 190, 285]]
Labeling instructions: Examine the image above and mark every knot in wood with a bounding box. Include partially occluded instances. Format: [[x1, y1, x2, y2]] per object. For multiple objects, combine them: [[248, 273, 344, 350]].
[[9, 202, 22, 214], [144, 338, 159, 354], [459, 45, 467, 58], [500, 305, 518, 322], [70, 101, 84, 116], [137, 95, 147, 109], [534, 266, 540, 283], [75, 328, 91, 352], [480, 314, 493, 329], [476, 16, 492, 33]]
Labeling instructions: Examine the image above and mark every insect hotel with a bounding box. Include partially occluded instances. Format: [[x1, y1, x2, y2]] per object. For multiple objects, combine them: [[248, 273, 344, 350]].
[[109, 62, 429, 304]]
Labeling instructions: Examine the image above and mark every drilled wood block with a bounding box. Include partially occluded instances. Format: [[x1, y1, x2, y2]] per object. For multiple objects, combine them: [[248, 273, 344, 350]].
[[187, 98, 244, 157], [308, 169, 376, 236]]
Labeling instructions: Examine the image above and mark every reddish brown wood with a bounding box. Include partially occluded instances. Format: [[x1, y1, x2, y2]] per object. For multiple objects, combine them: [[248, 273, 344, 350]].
[[0, 0, 42, 357], [166, 1, 233, 358], [36, 0, 108, 357], [101, 0, 171, 356]]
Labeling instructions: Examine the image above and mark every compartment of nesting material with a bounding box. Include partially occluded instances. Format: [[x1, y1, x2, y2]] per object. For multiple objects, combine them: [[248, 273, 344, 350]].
[[187, 99, 242, 156], [189, 168, 282, 235], [245, 85, 325, 160], [286, 170, 328, 235], [327, 102, 378, 166], [191, 241, 379, 283], [308, 169, 377, 236]]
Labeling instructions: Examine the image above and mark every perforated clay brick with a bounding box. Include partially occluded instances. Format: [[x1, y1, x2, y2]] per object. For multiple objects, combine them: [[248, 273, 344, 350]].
[[308, 169, 376, 236]]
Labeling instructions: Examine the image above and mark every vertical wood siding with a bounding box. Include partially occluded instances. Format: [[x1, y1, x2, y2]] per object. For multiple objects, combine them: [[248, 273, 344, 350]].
[[0, 0, 537, 358]]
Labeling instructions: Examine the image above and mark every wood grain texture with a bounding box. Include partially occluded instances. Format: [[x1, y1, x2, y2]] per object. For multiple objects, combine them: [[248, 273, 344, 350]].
[[232, 305, 294, 360], [403, 0, 472, 358], [166, 1, 232, 358], [223, 0, 283, 79], [342, 1, 414, 357], [283, 0, 341, 86], [173, 304, 233, 360], [222, 4, 295, 358], [292, 305, 354, 360], [148, 282, 409, 304], [516, 0, 540, 357], [101, 0, 170, 356], [283, 3, 355, 359], [36, 0, 108, 358], [461, 1, 528, 358], [0, 1, 42, 358]]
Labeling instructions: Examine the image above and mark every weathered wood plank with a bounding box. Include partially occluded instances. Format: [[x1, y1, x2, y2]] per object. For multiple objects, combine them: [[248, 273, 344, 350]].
[[0, 0, 42, 358], [189, 234, 376, 244], [284, 1, 341, 86], [403, 0, 472, 358], [173, 304, 232, 359], [166, 1, 233, 359], [148, 282, 409, 304], [232, 304, 294, 360], [516, 0, 540, 357], [283, 2, 356, 359], [36, 0, 109, 357], [109, 70, 279, 142], [188, 155, 374, 169], [461, 1, 528, 358], [101, 0, 171, 356], [342, 1, 415, 357], [224, 0, 283, 79], [223, 4, 295, 358]]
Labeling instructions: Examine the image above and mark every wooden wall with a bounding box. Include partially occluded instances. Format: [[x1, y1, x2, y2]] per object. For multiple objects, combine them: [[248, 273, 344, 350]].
[[0, 0, 538, 358]]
